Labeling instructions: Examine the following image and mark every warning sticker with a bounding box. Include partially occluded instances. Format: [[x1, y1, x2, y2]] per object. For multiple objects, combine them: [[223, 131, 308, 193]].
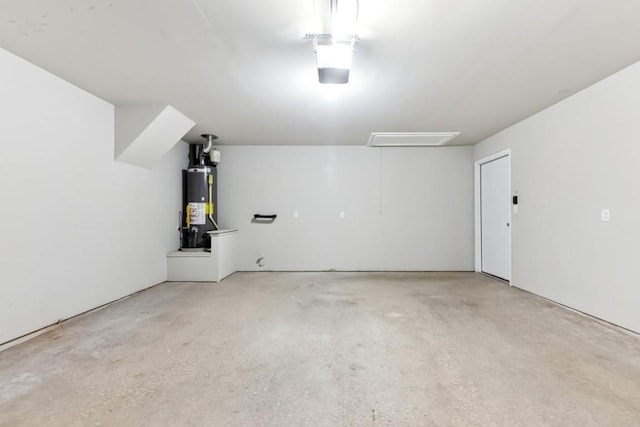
[[188, 203, 206, 225]]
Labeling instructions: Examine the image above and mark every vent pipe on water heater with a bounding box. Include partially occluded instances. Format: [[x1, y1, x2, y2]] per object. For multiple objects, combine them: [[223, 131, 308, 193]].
[[202, 133, 221, 164]]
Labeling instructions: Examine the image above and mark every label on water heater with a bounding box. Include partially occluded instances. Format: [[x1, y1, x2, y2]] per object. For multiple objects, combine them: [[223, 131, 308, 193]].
[[189, 203, 206, 225]]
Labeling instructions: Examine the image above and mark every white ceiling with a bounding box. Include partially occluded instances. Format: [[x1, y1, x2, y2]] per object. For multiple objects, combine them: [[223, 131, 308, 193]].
[[2, 0, 640, 146]]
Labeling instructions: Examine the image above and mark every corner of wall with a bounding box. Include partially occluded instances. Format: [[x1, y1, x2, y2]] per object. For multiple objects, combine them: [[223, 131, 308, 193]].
[[115, 104, 195, 169]]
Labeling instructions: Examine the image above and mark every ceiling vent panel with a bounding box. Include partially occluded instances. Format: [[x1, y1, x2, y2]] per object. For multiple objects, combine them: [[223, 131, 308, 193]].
[[366, 132, 460, 147]]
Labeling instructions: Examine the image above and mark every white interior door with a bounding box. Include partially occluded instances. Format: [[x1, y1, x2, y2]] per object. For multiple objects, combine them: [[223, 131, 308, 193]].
[[480, 155, 511, 280]]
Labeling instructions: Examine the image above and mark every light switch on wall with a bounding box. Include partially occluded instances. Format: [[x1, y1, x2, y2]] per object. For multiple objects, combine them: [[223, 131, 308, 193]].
[[339, 211, 345, 219], [293, 211, 299, 218], [601, 209, 610, 222]]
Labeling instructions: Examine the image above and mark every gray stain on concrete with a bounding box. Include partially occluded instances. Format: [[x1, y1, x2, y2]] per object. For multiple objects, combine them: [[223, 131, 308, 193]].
[[0, 272, 639, 426]]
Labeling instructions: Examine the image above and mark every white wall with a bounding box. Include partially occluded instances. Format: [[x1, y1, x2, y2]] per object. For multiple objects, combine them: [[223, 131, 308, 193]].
[[0, 48, 186, 344], [475, 61, 640, 333], [217, 146, 474, 271]]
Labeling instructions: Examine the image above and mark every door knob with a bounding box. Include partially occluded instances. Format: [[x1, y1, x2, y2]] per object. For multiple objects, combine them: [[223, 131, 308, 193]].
[[507, 223, 510, 227]]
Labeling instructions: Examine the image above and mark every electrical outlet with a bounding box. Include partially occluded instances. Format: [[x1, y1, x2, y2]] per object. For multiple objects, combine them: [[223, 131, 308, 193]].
[[601, 209, 610, 222], [339, 211, 345, 219]]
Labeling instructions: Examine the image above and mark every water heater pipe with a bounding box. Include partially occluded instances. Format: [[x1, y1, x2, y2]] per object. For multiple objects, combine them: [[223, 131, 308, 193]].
[[201, 133, 218, 154], [208, 176, 220, 230]]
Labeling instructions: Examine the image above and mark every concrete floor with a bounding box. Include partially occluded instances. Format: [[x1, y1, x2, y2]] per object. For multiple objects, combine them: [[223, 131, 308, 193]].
[[1, 272, 639, 426]]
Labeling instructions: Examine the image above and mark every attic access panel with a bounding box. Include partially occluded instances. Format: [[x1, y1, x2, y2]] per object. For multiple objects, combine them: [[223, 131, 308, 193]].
[[367, 132, 460, 147]]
